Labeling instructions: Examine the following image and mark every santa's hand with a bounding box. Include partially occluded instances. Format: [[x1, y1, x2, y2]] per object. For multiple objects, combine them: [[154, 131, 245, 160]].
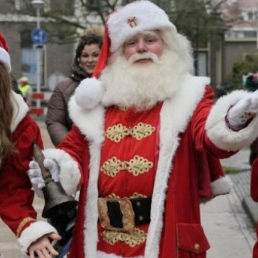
[[227, 90, 258, 128], [28, 159, 60, 189], [27, 160, 45, 189], [43, 158, 60, 182]]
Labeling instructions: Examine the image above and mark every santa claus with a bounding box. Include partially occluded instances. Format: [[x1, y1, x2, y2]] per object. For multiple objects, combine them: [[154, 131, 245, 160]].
[[26, 1, 258, 258]]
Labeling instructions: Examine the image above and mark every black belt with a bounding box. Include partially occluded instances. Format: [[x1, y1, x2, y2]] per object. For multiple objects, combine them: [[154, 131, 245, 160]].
[[98, 197, 151, 232]]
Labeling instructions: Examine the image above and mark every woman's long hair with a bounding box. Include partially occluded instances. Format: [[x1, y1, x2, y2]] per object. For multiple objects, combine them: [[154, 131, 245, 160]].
[[0, 62, 16, 166]]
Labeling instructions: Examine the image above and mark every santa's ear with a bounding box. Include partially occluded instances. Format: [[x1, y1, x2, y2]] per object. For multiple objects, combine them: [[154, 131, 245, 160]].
[[75, 78, 103, 109]]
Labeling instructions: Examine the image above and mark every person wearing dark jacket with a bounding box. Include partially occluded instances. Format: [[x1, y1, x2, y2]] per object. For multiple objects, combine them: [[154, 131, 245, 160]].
[[244, 73, 258, 165], [46, 29, 103, 146]]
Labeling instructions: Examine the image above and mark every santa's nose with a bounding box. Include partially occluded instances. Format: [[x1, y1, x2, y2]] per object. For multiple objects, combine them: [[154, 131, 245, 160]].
[[136, 40, 148, 53]]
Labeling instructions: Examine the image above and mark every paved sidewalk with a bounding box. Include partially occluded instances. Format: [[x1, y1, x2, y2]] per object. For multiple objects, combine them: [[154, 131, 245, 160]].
[[202, 149, 257, 258], [0, 119, 257, 257]]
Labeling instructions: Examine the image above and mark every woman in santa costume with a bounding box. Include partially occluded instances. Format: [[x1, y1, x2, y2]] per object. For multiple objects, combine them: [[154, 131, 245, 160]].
[[0, 32, 60, 257], [28, 1, 258, 258]]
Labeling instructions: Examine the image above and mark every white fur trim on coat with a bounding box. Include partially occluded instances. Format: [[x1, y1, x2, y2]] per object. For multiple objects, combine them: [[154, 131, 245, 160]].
[[18, 221, 57, 255], [107, 1, 176, 52], [43, 148, 81, 196], [211, 175, 232, 196], [206, 90, 258, 152]]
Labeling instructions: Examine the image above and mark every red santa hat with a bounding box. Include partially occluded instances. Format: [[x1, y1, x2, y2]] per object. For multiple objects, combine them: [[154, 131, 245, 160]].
[[0, 32, 11, 72], [75, 0, 177, 109]]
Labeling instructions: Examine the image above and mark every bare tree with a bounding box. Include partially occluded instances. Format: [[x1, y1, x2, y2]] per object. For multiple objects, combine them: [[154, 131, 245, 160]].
[[33, 0, 240, 45]]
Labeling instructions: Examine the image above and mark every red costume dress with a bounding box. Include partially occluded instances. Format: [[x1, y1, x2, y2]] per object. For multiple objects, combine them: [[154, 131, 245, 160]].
[[41, 75, 258, 258], [251, 159, 258, 258], [0, 92, 56, 254]]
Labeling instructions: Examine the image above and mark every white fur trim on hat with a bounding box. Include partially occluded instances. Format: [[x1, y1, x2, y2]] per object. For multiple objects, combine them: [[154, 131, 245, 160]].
[[107, 0, 177, 52], [75, 77, 103, 110], [0, 47, 11, 72]]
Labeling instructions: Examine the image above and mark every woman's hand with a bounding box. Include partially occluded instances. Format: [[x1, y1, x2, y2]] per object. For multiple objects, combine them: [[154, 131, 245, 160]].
[[28, 233, 61, 258]]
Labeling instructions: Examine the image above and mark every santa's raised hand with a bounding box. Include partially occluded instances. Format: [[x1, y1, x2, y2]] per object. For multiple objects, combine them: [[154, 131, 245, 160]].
[[227, 89, 258, 130]]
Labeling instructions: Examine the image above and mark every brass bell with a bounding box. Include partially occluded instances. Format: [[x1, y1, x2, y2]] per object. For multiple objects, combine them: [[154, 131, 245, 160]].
[[32, 142, 78, 219]]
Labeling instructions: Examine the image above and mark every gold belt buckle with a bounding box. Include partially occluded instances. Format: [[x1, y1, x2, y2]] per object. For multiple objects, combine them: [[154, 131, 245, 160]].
[[98, 197, 135, 232]]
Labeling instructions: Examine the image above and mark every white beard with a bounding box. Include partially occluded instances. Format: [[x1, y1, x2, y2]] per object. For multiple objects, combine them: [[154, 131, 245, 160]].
[[101, 47, 192, 111]]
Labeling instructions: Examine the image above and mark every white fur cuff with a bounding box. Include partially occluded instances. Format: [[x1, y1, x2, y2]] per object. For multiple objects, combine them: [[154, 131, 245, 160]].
[[206, 90, 258, 151], [211, 175, 232, 196], [43, 148, 81, 196], [18, 221, 57, 254]]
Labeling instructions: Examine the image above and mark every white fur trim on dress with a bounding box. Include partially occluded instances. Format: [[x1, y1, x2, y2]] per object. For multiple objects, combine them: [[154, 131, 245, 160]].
[[18, 221, 57, 255], [0, 47, 11, 72], [107, 0, 176, 52], [75, 78, 104, 110], [206, 90, 258, 152], [43, 148, 81, 196]]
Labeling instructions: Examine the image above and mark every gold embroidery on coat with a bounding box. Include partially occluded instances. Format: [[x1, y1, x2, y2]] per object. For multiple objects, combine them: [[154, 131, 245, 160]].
[[117, 106, 128, 111], [101, 157, 124, 177], [105, 123, 155, 142], [101, 155, 153, 177], [130, 192, 147, 199], [102, 227, 146, 247], [16, 217, 35, 236], [105, 193, 147, 199], [106, 124, 127, 143]]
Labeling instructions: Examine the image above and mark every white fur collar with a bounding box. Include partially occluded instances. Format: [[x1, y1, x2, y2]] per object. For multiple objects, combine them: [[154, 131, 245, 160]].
[[11, 91, 29, 132]]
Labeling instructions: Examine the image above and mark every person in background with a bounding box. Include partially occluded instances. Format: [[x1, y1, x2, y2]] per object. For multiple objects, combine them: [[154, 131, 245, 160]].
[[0, 32, 60, 257], [11, 74, 22, 95], [251, 159, 258, 258], [46, 28, 103, 146], [18, 76, 33, 107], [27, 1, 258, 257], [244, 72, 258, 165]]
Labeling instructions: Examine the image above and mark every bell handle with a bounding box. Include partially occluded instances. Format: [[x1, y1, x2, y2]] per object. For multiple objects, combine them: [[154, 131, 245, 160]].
[[32, 142, 52, 184]]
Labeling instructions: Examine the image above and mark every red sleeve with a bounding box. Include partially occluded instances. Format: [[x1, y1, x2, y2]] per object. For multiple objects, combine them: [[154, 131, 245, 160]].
[[58, 124, 89, 174], [0, 115, 43, 237], [191, 85, 235, 159]]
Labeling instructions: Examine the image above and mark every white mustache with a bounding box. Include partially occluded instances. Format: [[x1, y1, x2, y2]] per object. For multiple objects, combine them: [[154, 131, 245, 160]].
[[127, 52, 162, 65]]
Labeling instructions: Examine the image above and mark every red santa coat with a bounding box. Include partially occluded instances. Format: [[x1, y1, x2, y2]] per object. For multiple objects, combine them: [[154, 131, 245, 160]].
[[43, 75, 258, 258], [251, 159, 258, 258], [0, 92, 57, 255]]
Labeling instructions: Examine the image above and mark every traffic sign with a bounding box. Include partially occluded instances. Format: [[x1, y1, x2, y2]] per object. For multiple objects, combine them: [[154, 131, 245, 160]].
[[31, 28, 47, 45]]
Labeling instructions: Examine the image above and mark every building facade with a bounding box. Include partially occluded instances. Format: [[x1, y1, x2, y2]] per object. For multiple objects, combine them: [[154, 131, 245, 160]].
[[223, 0, 258, 85], [0, 0, 94, 90]]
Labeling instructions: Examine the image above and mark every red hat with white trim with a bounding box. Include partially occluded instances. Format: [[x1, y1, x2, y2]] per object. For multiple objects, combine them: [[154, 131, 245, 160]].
[[0, 32, 11, 72], [75, 0, 177, 109]]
